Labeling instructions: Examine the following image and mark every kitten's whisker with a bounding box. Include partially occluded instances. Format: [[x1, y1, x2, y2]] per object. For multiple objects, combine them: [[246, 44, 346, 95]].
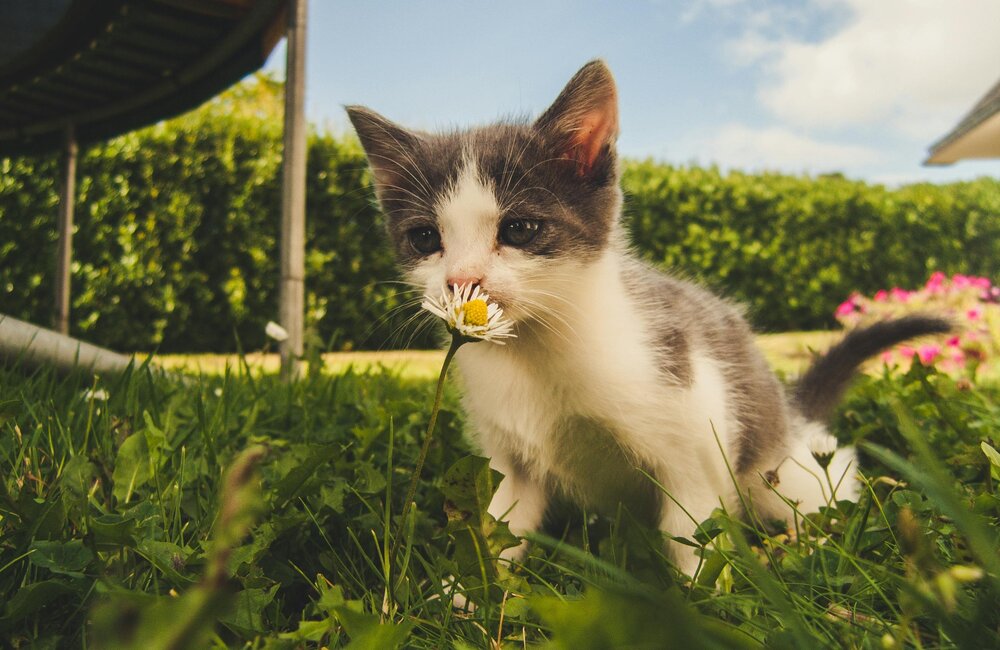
[[372, 280, 425, 292], [400, 313, 440, 350], [521, 289, 585, 319], [518, 307, 576, 347], [366, 150, 428, 193], [359, 298, 428, 347], [518, 292, 583, 334], [514, 299, 579, 346], [504, 183, 573, 221], [384, 310, 427, 351], [498, 155, 571, 214], [379, 197, 430, 214], [376, 181, 432, 207], [498, 130, 540, 205], [364, 182, 430, 213], [499, 132, 547, 203], [526, 303, 576, 334], [367, 288, 425, 304]]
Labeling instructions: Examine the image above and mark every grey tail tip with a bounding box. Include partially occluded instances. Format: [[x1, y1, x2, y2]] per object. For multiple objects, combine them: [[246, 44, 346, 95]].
[[794, 314, 952, 422]]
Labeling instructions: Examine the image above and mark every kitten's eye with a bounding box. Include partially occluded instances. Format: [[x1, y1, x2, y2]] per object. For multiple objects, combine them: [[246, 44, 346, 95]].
[[499, 218, 541, 247], [407, 226, 442, 255]]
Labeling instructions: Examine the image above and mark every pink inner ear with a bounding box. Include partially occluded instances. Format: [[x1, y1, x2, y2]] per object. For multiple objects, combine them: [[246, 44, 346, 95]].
[[568, 106, 618, 175]]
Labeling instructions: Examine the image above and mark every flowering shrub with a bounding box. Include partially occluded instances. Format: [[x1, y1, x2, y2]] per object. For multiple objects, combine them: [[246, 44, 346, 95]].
[[835, 272, 1000, 375]]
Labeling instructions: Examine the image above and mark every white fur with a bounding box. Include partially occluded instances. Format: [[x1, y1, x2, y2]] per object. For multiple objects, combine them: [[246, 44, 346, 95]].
[[434, 156, 499, 284]]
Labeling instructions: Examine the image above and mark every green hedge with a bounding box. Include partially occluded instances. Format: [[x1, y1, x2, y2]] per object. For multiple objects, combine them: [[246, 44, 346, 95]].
[[2, 77, 998, 351], [1, 79, 411, 352], [623, 164, 1000, 330]]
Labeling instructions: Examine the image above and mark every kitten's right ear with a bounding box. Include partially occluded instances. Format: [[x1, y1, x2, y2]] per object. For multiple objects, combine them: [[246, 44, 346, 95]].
[[345, 105, 421, 194], [534, 60, 619, 178]]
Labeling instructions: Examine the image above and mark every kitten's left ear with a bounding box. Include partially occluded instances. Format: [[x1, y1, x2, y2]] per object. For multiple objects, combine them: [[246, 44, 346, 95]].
[[345, 105, 423, 197], [534, 60, 619, 176]]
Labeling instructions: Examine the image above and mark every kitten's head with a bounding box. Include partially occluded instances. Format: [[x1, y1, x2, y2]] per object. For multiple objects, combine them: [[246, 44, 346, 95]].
[[347, 60, 621, 326]]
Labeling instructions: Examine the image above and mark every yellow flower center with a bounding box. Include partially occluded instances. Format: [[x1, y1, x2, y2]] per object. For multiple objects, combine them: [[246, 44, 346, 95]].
[[463, 299, 488, 327]]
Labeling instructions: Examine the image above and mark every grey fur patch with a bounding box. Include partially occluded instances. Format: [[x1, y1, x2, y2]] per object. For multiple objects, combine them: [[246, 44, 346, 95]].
[[621, 259, 789, 473]]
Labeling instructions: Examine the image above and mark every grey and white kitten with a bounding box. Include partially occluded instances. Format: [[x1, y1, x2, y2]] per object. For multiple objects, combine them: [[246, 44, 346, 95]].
[[346, 60, 948, 576]]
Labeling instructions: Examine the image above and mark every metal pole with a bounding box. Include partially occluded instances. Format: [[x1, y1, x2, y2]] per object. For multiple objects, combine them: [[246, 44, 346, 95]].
[[279, 0, 308, 380], [54, 124, 77, 335], [0, 312, 180, 382], [1, 313, 136, 376]]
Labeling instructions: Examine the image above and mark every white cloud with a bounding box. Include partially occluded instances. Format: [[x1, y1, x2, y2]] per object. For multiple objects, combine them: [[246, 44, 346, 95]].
[[681, 0, 746, 24], [694, 123, 884, 173], [753, 0, 1000, 139], [726, 30, 781, 63]]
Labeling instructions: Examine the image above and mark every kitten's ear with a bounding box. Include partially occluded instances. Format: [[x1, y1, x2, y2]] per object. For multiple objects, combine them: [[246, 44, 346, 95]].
[[345, 105, 422, 193], [534, 60, 619, 176]]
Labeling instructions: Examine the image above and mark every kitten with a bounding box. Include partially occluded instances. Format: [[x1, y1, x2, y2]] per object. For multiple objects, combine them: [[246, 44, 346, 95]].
[[346, 60, 949, 576]]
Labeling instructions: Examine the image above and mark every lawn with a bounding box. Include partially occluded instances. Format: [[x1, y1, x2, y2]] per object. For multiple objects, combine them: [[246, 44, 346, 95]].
[[1, 337, 998, 648]]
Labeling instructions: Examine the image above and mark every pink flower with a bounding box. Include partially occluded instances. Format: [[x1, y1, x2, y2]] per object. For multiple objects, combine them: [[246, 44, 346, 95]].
[[952, 274, 970, 288], [873, 290, 889, 302], [967, 307, 983, 320], [972, 276, 992, 289], [890, 287, 911, 302], [926, 271, 946, 292], [918, 344, 940, 364], [946, 335, 961, 347], [898, 345, 916, 359], [881, 351, 894, 363], [835, 298, 857, 317]]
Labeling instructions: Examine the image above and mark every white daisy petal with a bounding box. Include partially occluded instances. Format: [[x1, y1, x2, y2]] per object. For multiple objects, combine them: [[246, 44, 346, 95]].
[[808, 432, 839, 469], [82, 388, 109, 401]]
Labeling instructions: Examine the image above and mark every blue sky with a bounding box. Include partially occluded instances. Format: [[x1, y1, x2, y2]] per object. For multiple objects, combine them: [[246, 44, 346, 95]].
[[263, 0, 1000, 185]]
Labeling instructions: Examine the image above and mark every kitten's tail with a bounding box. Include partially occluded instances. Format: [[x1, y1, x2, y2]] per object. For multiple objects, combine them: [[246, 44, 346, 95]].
[[793, 315, 952, 421]]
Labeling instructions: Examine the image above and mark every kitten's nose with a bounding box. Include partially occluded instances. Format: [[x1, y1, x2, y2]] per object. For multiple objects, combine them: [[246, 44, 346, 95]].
[[448, 277, 481, 292]]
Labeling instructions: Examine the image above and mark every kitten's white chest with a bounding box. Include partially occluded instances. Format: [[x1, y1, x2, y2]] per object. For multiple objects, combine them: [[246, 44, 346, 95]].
[[456, 340, 648, 511], [454, 252, 738, 517], [454, 306, 691, 513]]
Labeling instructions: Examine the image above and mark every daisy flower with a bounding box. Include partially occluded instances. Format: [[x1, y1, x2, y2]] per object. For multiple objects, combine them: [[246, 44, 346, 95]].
[[265, 321, 289, 342], [808, 431, 838, 470], [82, 388, 109, 401], [421, 283, 515, 344]]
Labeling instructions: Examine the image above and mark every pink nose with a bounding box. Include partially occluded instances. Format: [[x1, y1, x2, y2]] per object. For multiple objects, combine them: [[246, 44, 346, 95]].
[[447, 277, 481, 291]]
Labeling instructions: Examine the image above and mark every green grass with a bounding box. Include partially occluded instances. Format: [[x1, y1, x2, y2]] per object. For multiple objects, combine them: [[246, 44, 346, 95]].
[[1, 348, 998, 648]]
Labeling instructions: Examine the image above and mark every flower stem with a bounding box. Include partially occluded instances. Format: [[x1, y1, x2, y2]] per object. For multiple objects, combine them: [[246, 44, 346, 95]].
[[823, 466, 837, 507], [390, 335, 463, 561]]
